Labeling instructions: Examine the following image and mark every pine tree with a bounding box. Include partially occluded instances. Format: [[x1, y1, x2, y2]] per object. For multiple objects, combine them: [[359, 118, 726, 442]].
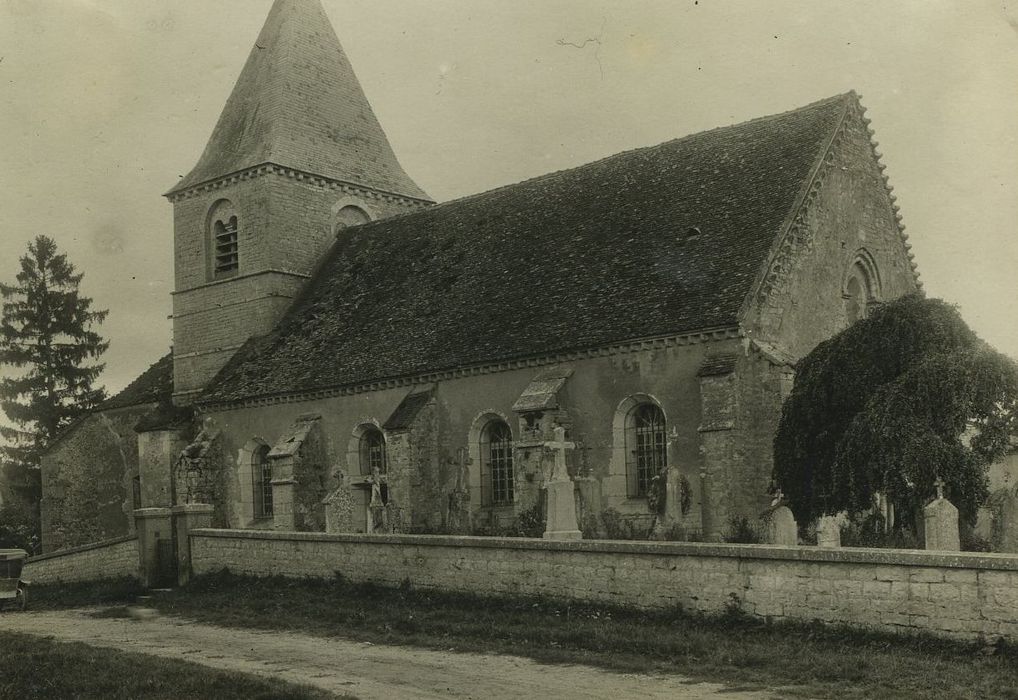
[[0, 235, 108, 516]]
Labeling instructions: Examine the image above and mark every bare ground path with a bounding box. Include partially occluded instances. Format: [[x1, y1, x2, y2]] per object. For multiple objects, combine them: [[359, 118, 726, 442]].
[[1, 608, 794, 700]]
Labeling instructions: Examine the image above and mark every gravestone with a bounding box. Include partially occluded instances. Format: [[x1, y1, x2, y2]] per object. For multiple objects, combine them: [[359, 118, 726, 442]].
[[923, 478, 960, 551], [816, 515, 842, 548], [995, 491, 1018, 553], [323, 471, 354, 534], [663, 466, 683, 524], [543, 427, 581, 540], [765, 492, 798, 546], [446, 448, 472, 533]]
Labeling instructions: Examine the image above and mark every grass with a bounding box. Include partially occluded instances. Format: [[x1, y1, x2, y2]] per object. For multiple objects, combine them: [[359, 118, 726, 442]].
[[96, 570, 1018, 700], [0, 631, 347, 700], [27, 572, 1018, 699]]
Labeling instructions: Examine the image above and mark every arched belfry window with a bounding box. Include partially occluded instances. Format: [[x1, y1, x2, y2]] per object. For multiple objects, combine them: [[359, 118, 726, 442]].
[[359, 427, 387, 476], [843, 251, 881, 324], [332, 204, 371, 233], [625, 403, 667, 498], [480, 420, 514, 507], [207, 200, 239, 280], [253, 444, 273, 519]]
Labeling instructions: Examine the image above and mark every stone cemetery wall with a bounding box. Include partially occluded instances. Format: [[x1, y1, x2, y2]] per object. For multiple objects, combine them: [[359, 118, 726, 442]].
[[191, 529, 1018, 643], [23, 536, 139, 585]]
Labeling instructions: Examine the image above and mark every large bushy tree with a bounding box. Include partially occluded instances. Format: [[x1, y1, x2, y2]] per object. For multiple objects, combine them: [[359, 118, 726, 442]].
[[0, 235, 108, 519], [773, 294, 1018, 531]]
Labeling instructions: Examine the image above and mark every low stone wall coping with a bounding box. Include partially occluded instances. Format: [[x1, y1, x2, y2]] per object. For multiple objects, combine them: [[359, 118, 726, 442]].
[[28, 535, 137, 564], [188, 529, 1018, 571]]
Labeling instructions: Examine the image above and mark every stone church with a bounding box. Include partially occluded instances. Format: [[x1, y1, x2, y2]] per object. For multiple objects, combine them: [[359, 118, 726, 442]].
[[39, 0, 919, 551]]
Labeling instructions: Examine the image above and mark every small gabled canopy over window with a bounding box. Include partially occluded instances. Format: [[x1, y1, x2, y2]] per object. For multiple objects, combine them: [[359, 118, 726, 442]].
[[207, 199, 239, 280]]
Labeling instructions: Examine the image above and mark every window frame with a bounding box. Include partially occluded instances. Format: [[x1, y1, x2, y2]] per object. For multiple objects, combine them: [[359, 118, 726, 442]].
[[253, 444, 274, 520], [359, 427, 387, 476], [625, 402, 667, 498], [480, 420, 514, 507]]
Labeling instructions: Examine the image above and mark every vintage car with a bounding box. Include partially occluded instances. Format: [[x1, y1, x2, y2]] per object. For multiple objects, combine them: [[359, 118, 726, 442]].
[[0, 549, 29, 611]]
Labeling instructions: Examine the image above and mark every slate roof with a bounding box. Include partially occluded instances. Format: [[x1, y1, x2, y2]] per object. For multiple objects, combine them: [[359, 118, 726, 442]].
[[168, 0, 429, 201], [102, 353, 173, 410], [202, 94, 853, 405], [383, 387, 435, 431], [697, 355, 739, 378], [44, 353, 175, 452]]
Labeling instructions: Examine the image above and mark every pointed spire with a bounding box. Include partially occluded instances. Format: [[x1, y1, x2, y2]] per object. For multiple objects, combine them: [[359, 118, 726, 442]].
[[170, 0, 429, 200]]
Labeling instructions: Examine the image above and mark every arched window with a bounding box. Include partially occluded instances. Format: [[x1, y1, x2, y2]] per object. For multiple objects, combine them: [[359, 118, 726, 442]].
[[207, 200, 239, 280], [333, 205, 370, 233], [359, 427, 387, 475], [253, 444, 273, 519], [625, 403, 667, 498], [843, 252, 880, 324], [480, 420, 514, 507]]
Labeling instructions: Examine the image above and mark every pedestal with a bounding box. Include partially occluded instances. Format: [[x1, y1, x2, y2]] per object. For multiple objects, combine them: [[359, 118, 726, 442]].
[[171, 504, 214, 585], [543, 479, 581, 540]]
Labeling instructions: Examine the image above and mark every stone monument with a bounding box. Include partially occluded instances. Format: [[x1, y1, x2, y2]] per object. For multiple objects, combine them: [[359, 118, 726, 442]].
[[816, 515, 842, 548], [995, 490, 1018, 554], [923, 477, 960, 551], [765, 490, 798, 546], [323, 470, 354, 534], [543, 427, 581, 540]]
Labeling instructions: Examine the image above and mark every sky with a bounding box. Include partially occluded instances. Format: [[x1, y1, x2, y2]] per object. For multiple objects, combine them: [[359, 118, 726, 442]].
[[0, 0, 1016, 398]]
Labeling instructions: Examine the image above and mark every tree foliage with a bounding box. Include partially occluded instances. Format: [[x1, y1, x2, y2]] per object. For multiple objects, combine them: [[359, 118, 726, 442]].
[[0, 235, 108, 511], [773, 294, 1018, 530]]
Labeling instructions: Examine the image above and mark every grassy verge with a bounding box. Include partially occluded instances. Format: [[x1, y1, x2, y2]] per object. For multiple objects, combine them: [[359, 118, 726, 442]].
[[26, 576, 143, 610], [129, 571, 1018, 700], [0, 631, 347, 700]]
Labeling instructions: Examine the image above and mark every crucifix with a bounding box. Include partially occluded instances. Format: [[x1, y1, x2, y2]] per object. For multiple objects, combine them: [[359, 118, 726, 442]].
[[545, 426, 575, 482], [934, 476, 946, 501]]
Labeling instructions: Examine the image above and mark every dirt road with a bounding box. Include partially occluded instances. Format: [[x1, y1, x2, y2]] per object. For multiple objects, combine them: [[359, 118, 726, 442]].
[[2, 609, 790, 699]]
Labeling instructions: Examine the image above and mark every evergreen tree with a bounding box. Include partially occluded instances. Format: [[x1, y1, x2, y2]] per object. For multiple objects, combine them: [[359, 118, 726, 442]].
[[0, 235, 108, 516], [773, 294, 1018, 532]]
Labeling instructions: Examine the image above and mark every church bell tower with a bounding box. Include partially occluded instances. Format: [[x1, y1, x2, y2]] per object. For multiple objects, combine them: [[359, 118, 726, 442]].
[[166, 0, 431, 405]]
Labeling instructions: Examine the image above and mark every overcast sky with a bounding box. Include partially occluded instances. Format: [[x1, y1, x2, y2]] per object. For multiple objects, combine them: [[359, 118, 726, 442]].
[[0, 0, 1016, 397]]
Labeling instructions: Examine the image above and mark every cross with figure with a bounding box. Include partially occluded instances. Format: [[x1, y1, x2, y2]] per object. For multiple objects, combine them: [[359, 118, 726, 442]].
[[934, 476, 946, 501], [545, 426, 575, 482]]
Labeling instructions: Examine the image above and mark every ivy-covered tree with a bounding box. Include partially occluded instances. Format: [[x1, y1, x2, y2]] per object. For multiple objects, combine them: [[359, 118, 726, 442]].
[[0, 235, 108, 517], [773, 294, 1018, 531]]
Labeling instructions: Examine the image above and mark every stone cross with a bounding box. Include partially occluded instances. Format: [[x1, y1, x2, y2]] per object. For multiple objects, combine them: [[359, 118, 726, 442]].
[[934, 476, 945, 501], [543, 426, 581, 540], [924, 481, 960, 551], [546, 427, 575, 483]]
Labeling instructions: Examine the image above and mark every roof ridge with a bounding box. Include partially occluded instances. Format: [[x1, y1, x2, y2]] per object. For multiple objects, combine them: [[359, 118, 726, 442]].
[[199, 94, 852, 404], [394, 92, 856, 218]]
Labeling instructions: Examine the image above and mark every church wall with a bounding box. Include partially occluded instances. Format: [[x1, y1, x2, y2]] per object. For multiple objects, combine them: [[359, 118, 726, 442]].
[[201, 337, 738, 534], [40, 404, 156, 553], [746, 111, 919, 360], [726, 110, 921, 528]]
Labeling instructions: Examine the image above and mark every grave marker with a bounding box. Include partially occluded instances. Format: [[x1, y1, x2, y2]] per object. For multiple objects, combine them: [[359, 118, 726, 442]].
[[543, 427, 582, 540], [923, 477, 960, 551]]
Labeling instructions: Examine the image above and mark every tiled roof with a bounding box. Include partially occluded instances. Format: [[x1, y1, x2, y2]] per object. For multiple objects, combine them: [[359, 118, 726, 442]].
[[383, 387, 435, 431], [697, 355, 739, 378], [201, 94, 852, 404], [168, 0, 429, 201], [102, 353, 173, 410]]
